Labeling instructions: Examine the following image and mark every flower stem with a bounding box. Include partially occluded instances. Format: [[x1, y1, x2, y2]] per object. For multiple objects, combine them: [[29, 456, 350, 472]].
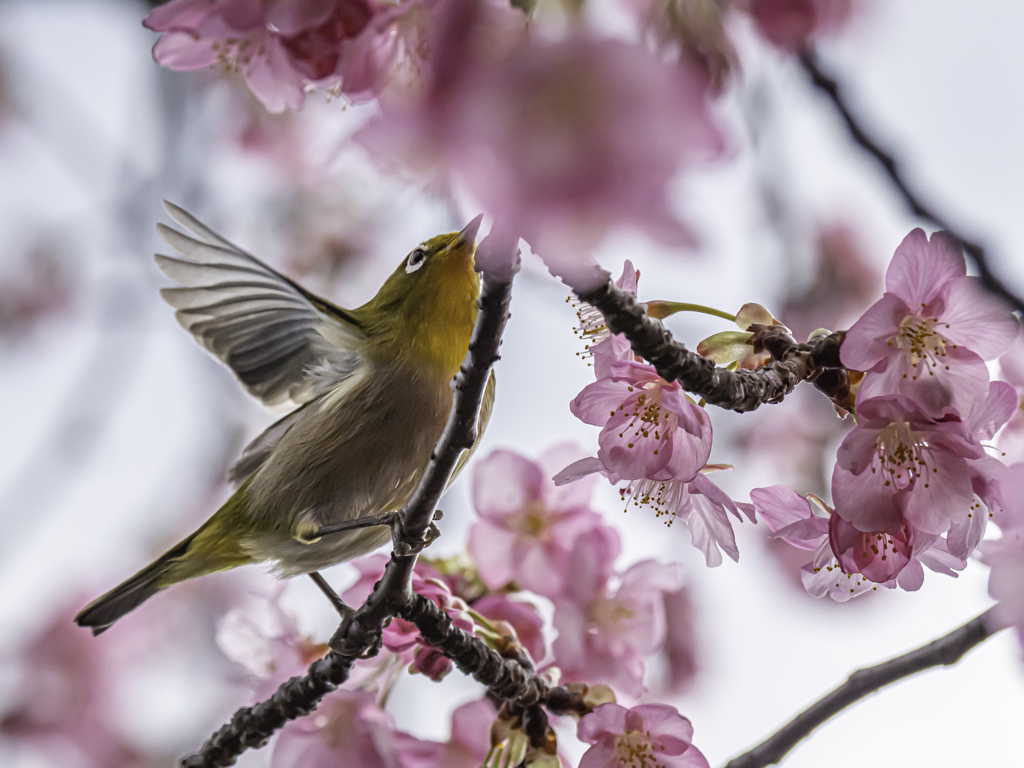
[[646, 300, 736, 323]]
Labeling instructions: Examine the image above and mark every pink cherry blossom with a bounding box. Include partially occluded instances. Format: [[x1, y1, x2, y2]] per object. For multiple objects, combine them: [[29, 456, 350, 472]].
[[549, 528, 681, 698], [271, 687, 405, 768], [570, 361, 713, 483], [554, 460, 747, 567], [842, 229, 1018, 416], [469, 445, 602, 597], [577, 703, 709, 768], [144, 0, 382, 112], [831, 395, 984, 536], [216, 590, 328, 699], [360, 33, 722, 290], [744, 0, 852, 52], [752, 484, 966, 601], [395, 699, 495, 768]]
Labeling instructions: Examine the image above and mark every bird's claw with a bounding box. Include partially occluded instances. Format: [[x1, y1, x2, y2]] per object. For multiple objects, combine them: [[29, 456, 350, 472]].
[[392, 515, 442, 556]]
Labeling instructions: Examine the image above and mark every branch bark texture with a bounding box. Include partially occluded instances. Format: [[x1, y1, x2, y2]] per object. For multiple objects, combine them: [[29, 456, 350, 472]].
[[723, 609, 998, 768], [578, 281, 846, 413], [799, 49, 1024, 315]]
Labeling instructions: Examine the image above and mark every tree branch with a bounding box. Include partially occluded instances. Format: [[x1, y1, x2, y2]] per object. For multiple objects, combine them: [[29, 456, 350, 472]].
[[577, 281, 847, 413], [723, 609, 999, 768], [798, 49, 1024, 315], [179, 244, 519, 768]]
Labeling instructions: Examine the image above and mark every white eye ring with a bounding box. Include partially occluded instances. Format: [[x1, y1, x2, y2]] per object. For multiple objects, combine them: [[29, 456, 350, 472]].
[[405, 247, 427, 273]]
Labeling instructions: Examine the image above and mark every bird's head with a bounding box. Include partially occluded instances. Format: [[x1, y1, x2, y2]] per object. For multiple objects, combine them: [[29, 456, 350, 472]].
[[358, 215, 484, 377]]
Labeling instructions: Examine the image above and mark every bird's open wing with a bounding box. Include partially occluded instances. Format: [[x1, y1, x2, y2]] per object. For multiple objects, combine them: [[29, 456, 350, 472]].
[[155, 201, 364, 408]]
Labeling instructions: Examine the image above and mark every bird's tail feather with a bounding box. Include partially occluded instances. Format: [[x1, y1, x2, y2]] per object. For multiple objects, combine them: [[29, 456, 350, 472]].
[[74, 533, 197, 635]]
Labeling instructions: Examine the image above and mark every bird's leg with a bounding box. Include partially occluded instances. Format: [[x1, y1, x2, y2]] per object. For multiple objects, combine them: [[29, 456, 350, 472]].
[[308, 572, 354, 619], [315, 511, 400, 539]]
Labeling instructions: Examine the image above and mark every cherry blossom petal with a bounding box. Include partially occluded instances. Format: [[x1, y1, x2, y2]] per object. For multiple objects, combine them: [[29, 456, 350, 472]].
[[841, 293, 908, 371], [937, 277, 1019, 360], [539, 443, 599, 510], [895, 560, 925, 591], [884, 229, 965, 308], [571, 378, 635, 426], [472, 450, 543, 519], [856, 344, 991, 418], [467, 522, 519, 589], [898, 448, 974, 535], [831, 457, 904, 534], [750, 485, 811, 531], [966, 380, 1019, 439]]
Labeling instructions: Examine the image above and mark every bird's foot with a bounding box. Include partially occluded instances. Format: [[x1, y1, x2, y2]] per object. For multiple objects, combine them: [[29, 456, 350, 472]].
[[392, 511, 443, 556]]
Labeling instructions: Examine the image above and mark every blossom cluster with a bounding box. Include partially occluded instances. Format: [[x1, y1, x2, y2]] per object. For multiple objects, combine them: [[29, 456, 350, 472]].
[[558, 263, 752, 567], [753, 229, 1022, 601], [207, 440, 703, 766]]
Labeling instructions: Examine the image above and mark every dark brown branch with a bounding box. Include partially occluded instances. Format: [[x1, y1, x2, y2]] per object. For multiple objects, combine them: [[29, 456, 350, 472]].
[[578, 281, 845, 413], [401, 594, 590, 718], [723, 609, 999, 768], [180, 244, 519, 768], [798, 49, 1024, 315]]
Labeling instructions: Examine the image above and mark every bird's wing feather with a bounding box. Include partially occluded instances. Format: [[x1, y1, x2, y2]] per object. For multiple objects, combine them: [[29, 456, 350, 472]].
[[156, 201, 364, 408]]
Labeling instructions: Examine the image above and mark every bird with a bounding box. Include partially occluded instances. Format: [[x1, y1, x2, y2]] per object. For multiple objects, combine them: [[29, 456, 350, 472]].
[[75, 202, 494, 635]]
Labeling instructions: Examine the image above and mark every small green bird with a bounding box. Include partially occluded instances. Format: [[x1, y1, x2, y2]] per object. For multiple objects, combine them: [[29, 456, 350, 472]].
[[76, 202, 493, 634]]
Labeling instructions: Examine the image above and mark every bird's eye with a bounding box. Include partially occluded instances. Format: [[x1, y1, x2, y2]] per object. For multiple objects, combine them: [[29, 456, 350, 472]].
[[405, 247, 428, 274]]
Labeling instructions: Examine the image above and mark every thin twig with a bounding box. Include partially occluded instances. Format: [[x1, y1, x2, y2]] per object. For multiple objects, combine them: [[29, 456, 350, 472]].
[[179, 240, 519, 768], [578, 281, 846, 413], [798, 49, 1024, 315], [723, 609, 999, 768]]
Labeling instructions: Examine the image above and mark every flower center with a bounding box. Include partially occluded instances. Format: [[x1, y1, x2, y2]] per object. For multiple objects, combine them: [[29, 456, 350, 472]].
[[889, 314, 953, 377], [620, 478, 684, 525], [614, 385, 675, 454], [587, 596, 635, 630], [612, 730, 667, 768], [511, 502, 550, 539], [872, 422, 934, 490]]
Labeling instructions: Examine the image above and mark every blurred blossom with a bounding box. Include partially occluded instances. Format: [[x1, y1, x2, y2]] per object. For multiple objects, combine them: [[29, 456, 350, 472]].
[[842, 228, 1018, 417], [0, 603, 169, 768], [145, 0, 383, 112], [468, 445, 601, 597], [780, 224, 880, 343], [652, 587, 699, 693], [627, 0, 736, 92], [215, 590, 328, 699], [549, 527, 682, 698], [360, 31, 722, 290], [741, 0, 852, 52], [0, 245, 74, 343], [394, 698, 495, 768], [271, 687, 405, 768], [996, 332, 1024, 461], [471, 594, 546, 663], [980, 468, 1024, 654], [577, 703, 709, 768]]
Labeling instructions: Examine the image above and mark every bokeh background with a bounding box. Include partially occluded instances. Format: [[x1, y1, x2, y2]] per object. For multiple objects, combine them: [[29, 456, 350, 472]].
[[1, 1, 1023, 766]]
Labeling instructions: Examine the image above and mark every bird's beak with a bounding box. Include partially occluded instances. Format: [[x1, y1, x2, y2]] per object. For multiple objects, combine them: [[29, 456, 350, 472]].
[[454, 214, 484, 249]]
